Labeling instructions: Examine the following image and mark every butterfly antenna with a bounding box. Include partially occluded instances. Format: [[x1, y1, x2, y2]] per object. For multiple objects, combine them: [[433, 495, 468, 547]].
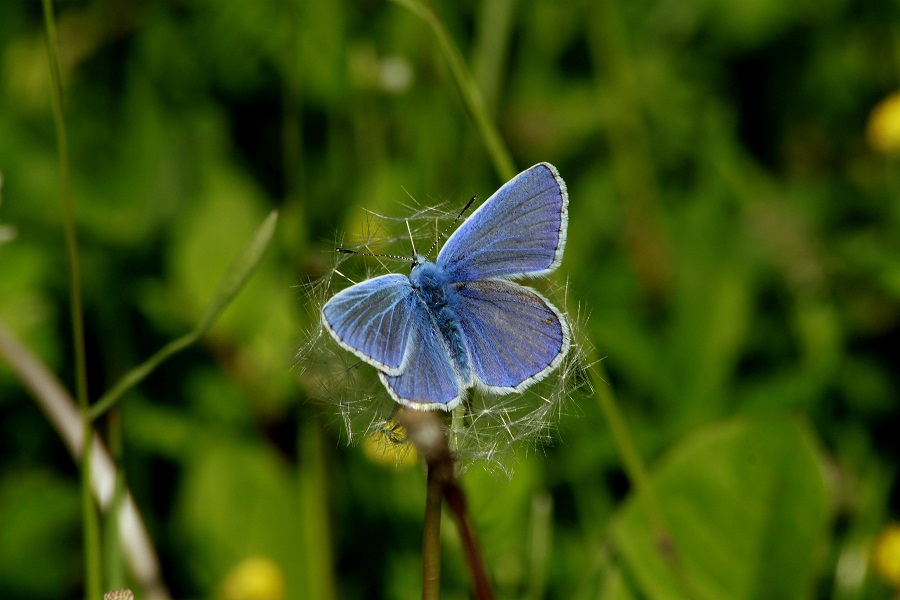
[[335, 246, 412, 261], [424, 194, 477, 258]]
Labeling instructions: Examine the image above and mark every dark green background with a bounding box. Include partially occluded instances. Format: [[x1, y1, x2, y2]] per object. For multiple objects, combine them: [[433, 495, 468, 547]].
[[0, 0, 898, 598]]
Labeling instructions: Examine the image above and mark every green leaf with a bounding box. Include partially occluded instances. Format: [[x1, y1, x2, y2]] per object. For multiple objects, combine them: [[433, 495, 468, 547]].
[[610, 416, 832, 600]]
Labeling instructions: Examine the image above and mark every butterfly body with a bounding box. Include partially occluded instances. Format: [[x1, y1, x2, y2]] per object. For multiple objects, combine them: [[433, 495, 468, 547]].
[[323, 163, 570, 411], [408, 258, 474, 385]]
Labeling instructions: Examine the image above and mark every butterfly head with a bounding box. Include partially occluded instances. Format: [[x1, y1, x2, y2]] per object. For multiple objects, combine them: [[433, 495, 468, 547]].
[[411, 252, 428, 272]]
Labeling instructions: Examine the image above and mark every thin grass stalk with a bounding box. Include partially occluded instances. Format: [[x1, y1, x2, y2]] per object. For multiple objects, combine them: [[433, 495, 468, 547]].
[[282, 0, 307, 247], [422, 465, 442, 600], [389, 0, 515, 182], [587, 360, 667, 542], [105, 412, 127, 588], [589, 361, 702, 598], [89, 334, 194, 420], [40, 1, 101, 598], [472, 0, 517, 115], [88, 210, 279, 421]]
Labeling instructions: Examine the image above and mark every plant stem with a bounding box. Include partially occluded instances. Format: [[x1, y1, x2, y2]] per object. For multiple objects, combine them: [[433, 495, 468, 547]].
[[422, 464, 442, 600], [399, 408, 495, 600], [40, 1, 101, 598], [442, 478, 494, 600], [104, 411, 127, 588]]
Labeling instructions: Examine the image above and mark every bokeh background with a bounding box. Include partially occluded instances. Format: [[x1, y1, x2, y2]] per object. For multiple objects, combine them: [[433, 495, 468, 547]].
[[1, 0, 899, 598]]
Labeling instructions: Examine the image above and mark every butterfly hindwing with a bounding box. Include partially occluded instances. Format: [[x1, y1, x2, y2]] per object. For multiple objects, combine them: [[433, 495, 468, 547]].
[[453, 279, 569, 391], [321, 274, 417, 375], [437, 163, 568, 282], [379, 309, 463, 409]]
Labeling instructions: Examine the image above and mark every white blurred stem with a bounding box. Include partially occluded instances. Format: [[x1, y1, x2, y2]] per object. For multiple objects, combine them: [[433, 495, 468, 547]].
[[0, 321, 170, 600]]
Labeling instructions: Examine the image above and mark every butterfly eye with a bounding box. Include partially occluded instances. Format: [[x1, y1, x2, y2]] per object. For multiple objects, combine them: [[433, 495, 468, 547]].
[[410, 253, 426, 272]]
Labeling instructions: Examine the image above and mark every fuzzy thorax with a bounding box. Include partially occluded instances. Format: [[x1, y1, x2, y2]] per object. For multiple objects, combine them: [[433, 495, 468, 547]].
[[409, 257, 473, 385]]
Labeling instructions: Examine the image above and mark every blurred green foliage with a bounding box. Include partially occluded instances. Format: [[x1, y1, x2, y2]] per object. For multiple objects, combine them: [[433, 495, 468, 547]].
[[0, 0, 899, 598]]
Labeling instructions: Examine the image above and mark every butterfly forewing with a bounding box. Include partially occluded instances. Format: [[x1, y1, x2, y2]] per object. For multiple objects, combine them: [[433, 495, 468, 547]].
[[322, 274, 417, 375], [453, 279, 569, 391], [437, 163, 568, 282]]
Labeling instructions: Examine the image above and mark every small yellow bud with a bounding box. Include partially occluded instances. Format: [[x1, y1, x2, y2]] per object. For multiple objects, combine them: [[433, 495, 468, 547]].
[[218, 556, 285, 600], [867, 92, 900, 153], [873, 523, 900, 587]]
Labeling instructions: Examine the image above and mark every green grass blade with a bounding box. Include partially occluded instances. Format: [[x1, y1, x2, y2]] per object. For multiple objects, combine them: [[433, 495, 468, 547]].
[[89, 210, 279, 421], [40, 1, 100, 597]]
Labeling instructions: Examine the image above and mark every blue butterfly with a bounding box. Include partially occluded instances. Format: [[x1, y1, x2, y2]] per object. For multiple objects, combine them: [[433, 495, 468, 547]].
[[322, 163, 570, 411]]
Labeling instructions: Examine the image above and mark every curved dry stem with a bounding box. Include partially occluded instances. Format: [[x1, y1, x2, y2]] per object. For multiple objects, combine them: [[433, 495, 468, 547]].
[[0, 322, 172, 600]]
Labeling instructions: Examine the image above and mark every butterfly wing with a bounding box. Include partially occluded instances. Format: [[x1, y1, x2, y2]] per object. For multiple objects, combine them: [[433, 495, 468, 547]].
[[452, 279, 569, 391], [379, 309, 464, 410], [321, 274, 417, 375], [437, 163, 568, 282]]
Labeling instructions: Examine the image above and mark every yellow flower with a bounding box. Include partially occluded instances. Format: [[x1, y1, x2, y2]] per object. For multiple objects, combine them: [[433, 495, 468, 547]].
[[873, 523, 900, 587], [362, 421, 419, 467], [218, 556, 285, 600], [867, 92, 900, 153]]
